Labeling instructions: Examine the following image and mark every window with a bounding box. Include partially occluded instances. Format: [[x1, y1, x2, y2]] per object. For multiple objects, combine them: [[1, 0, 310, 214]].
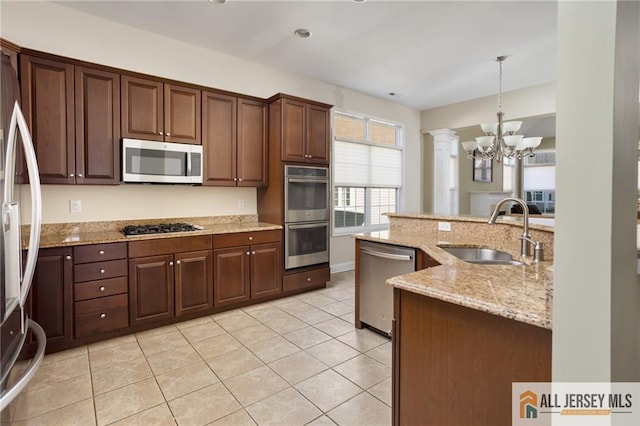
[[449, 140, 459, 215], [333, 111, 403, 235], [503, 156, 516, 194], [525, 190, 555, 214], [523, 149, 555, 214]]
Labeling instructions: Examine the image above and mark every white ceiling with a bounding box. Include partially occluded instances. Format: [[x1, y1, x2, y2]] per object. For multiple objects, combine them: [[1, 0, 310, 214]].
[[56, 0, 558, 111]]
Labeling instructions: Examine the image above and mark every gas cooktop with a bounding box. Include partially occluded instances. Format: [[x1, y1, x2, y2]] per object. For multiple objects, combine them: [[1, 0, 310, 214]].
[[122, 223, 203, 237]]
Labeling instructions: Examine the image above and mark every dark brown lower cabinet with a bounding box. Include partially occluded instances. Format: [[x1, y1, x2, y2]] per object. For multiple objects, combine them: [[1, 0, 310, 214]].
[[31, 248, 73, 349], [213, 247, 251, 307], [128, 236, 213, 326], [393, 288, 551, 426], [175, 250, 213, 316], [129, 254, 175, 325], [213, 230, 282, 308], [249, 243, 281, 299]]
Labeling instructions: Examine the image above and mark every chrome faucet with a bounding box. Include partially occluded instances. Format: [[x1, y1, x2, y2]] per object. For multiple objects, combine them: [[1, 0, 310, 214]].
[[487, 197, 543, 262]]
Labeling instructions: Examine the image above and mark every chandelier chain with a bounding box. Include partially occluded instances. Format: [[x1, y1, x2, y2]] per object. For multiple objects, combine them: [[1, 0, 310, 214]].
[[498, 57, 503, 114]]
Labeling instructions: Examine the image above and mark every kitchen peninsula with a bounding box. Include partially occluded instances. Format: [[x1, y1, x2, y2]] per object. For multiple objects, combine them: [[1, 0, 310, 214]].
[[355, 213, 554, 425]]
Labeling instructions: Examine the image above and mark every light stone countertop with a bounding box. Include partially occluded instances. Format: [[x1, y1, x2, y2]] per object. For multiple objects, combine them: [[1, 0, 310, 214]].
[[356, 214, 554, 330], [30, 215, 282, 248]]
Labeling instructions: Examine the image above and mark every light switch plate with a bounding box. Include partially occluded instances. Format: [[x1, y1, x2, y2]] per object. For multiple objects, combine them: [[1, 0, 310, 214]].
[[438, 221, 451, 232]]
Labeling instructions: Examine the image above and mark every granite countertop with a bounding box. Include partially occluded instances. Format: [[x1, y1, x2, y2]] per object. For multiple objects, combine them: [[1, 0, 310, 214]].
[[32, 215, 282, 248], [356, 227, 553, 330]]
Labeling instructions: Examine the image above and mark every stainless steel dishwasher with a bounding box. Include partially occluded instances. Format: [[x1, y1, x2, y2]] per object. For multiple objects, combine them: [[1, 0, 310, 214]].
[[359, 240, 416, 336]]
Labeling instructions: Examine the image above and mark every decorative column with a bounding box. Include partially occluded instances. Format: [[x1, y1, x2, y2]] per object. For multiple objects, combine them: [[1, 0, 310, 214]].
[[429, 129, 458, 215]]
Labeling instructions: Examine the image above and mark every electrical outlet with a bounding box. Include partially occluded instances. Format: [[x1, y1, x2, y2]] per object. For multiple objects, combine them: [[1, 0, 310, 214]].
[[438, 221, 451, 231], [238, 199, 245, 209], [69, 200, 82, 213]]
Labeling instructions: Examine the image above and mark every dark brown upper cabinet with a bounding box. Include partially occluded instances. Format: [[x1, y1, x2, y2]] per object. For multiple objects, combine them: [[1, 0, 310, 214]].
[[20, 55, 121, 184], [121, 75, 201, 145], [20, 55, 75, 184], [202, 91, 267, 186], [278, 97, 330, 164], [75, 66, 121, 184]]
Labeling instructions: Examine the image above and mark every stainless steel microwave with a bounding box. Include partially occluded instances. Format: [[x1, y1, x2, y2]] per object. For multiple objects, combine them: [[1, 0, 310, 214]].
[[122, 138, 203, 184]]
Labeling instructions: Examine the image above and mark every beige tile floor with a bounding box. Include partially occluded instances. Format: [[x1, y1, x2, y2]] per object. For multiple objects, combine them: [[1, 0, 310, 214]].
[[4, 271, 392, 426]]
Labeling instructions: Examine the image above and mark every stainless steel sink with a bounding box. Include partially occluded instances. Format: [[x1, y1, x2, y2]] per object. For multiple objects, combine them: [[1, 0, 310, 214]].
[[439, 246, 524, 266]]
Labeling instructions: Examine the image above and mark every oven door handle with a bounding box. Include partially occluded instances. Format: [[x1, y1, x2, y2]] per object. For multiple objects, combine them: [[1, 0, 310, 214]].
[[287, 178, 328, 183], [287, 222, 327, 230]]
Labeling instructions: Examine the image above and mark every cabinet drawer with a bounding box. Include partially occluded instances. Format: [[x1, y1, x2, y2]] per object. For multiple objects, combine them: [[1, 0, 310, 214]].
[[283, 267, 330, 292], [75, 294, 128, 338], [74, 242, 127, 264], [74, 276, 128, 301], [74, 259, 127, 283], [213, 230, 281, 249], [128, 235, 212, 258]]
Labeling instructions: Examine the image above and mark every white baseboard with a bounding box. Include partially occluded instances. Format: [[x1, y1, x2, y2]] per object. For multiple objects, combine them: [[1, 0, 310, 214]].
[[331, 262, 355, 274]]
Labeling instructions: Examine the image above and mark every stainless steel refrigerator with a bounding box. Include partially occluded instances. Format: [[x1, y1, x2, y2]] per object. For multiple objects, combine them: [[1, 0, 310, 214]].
[[0, 50, 45, 412]]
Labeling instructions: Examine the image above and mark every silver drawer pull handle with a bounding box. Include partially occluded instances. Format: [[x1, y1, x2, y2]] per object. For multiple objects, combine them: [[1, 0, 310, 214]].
[[248, 236, 253, 240], [100, 313, 106, 319], [252, 251, 256, 255], [169, 261, 174, 266], [176, 260, 181, 265], [98, 250, 105, 255], [159, 131, 163, 136], [99, 269, 105, 274], [65, 255, 71, 260], [246, 252, 250, 255], [99, 286, 105, 292], [307, 277, 311, 282], [166, 133, 171, 137]]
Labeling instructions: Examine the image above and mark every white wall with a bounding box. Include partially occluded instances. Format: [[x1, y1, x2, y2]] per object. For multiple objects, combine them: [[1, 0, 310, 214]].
[[21, 185, 257, 223], [1, 1, 422, 269], [554, 0, 639, 381], [420, 82, 556, 132]]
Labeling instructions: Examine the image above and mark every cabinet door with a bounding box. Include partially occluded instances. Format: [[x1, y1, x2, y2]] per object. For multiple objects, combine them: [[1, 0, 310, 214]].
[[164, 84, 201, 144], [75, 66, 121, 184], [250, 242, 282, 300], [202, 92, 237, 186], [237, 98, 267, 186], [281, 98, 306, 162], [31, 248, 73, 347], [306, 104, 330, 164], [0, 45, 25, 184], [20, 55, 75, 184], [121, 75, 163, 141], [175, 250, 213, 316], [129, 255, 174, 324], [213, 247, 250, 307]]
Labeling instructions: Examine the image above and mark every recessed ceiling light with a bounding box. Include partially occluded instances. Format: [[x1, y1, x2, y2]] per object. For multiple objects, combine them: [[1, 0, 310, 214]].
[[352, 0, 367, 3], [208, 0, 227, 4], [294, 28, 312, 39]]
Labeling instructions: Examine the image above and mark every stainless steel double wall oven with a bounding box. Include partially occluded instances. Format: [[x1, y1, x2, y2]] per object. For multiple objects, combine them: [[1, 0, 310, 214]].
[[284, 165, 329, 269]]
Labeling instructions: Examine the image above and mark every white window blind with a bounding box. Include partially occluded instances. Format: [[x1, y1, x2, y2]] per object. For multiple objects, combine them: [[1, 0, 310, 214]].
[[334, 139, 402, 187]]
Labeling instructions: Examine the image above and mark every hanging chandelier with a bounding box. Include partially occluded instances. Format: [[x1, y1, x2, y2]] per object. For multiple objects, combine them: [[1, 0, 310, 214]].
[[461, 56, 542, 163]]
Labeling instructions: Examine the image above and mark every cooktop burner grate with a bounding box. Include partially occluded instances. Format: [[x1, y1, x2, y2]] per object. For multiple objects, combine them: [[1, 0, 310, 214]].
[[122, 223, 202, 236]]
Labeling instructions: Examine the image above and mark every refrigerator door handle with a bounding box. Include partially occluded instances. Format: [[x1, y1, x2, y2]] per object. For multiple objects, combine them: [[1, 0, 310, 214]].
[[3, 102, 42, 311], [0, 318, 46, 411]]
